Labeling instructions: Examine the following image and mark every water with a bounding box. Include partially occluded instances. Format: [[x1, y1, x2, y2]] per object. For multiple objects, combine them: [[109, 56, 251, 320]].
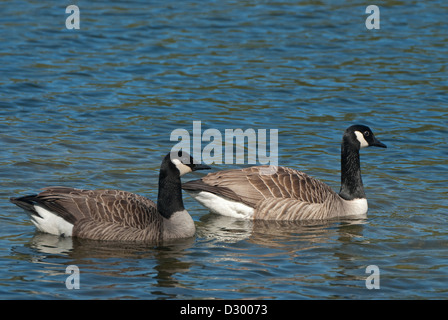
[[0, 1, 447, 300]]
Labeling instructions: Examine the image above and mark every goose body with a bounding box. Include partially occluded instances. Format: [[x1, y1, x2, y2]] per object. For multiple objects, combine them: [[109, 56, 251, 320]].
[[182, 125, 386, 220], [10, 152, 210, 242]]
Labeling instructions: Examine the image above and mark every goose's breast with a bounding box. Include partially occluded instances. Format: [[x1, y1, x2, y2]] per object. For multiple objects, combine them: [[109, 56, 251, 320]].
[[341, 198, 368, 216]]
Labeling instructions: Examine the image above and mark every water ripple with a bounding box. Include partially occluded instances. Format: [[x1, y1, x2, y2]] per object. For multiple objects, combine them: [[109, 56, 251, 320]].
[[0, 0, 447, 300]]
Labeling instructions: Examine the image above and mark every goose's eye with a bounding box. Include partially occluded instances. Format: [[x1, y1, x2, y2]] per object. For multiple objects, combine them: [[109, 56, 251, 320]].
[[364, 131, 370, 137]]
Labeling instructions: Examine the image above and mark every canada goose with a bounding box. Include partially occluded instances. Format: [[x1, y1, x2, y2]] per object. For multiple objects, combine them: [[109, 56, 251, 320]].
[[182, 125, 386, 220], [10, 152, 210, 242]]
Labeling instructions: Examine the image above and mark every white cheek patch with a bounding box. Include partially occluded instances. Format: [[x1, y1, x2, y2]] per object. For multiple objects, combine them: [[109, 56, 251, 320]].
[[354, 131, 369, 148], [171, 158, 192, 176]]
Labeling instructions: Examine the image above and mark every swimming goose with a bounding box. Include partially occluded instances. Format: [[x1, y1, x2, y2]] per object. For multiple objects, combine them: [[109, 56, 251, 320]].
[[182, 125, 386, 220], [10, 152, 210, 242]]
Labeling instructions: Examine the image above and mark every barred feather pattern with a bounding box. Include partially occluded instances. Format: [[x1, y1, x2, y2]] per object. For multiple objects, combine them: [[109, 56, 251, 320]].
[[197, 166, 347, 220], [35, 187, 165, 242]]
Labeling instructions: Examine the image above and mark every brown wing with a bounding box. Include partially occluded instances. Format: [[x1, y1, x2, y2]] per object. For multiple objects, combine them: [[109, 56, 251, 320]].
[[35, 187, 161, 230], [184, 166, 337, 208]]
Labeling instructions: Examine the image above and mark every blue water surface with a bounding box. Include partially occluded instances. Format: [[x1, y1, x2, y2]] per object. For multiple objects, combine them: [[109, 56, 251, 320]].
[[0, 1, 447, 300]]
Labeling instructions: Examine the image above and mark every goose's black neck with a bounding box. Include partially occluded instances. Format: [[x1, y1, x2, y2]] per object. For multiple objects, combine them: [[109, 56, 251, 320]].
[[157, 163, 184, 219], [338, 138, 366, 200]]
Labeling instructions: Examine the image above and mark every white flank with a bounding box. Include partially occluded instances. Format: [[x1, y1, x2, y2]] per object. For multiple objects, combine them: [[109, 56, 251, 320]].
[[32, 206, 74, 237], [188, 191, 254, 219], [342, 198, 368, 216], [354, 131, 369, 148]]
